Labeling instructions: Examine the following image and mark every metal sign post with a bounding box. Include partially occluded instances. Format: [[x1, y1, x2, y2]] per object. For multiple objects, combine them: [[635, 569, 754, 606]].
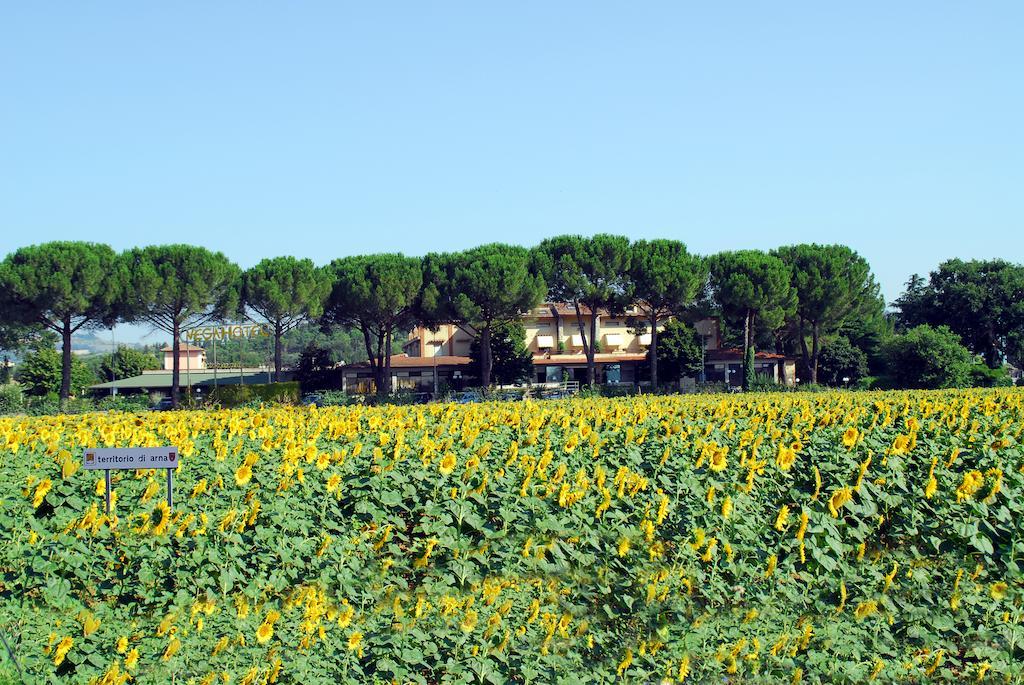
[[83, 447, 179, 515], [104, 470, 112, 514]]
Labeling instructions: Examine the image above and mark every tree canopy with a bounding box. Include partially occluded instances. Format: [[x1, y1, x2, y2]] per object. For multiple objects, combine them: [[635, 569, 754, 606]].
[[533, 235, 633, 385], [629, 239, 706, 387], [122, 245, 240, 406], [0, 320, 45, 355], [0, 241, 124, 403], [98, 346, 161, 383], [774, 244, 880, 383], [322, 254, 422, 396], [708, 250, 794, 389], [421, 244, 544, 387], [241, 257, 330, 381]]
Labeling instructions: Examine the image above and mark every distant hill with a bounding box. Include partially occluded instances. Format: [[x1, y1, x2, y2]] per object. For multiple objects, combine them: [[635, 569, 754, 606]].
[[71, 332, 158, 356]]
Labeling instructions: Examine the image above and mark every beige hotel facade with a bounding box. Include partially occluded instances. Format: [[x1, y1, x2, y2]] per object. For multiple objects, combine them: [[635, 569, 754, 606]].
[[342, 303, 796, 393]]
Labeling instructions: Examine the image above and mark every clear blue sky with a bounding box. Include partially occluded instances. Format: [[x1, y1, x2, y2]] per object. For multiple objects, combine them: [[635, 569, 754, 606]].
[[2, 2, 1021, 342]]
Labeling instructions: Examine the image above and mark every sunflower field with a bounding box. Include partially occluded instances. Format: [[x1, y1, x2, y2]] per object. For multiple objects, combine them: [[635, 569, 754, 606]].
[[1, 389, 1022, 684]]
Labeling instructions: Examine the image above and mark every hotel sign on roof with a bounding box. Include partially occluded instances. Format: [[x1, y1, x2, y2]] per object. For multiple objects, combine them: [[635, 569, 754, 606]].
[[183, 324, 270, 343]]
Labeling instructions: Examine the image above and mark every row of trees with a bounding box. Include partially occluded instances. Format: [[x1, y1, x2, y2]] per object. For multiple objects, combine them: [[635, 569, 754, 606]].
[[2, 239, 1019, 405], [0, 244, 318, 407]]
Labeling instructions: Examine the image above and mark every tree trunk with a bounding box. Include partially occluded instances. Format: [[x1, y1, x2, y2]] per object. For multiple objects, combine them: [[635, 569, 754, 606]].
[[360, 326, 382, 395], [740, 310, 752, 390], [571, 302, 594, 386], [171, 320, 181, 408], [797, 319, 810, 377], [649, 312, 659, 388], [809, 322, 820, 385], [552, 308, 560, 353], [273, 323, 283, 382], [587, 309, 598, 386], [373, 330, 388, 396], [383, 329, 393, 395], [480, 325, 493, 388], [60, 315, 72, 406], [986, 324, 999, 368]]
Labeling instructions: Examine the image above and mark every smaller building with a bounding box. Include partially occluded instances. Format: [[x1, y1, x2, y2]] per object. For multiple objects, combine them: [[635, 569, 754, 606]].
[[90, 368, 275, 397], [161, 344, 206, 371], [342, 355, 472, 394]]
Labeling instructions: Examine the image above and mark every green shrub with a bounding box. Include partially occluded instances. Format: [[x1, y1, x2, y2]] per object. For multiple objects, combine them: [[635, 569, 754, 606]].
[[857, 375, 900, 390], [96, 395, 152, 412], [794, 382, 829, 393], [362, 389, 427, 406], [882, 324, 972, 389], [817, 335, 869, 386], [693, 381, 730, 394], [294, 343, 338, 392], [748, 377, 792, 393], [968, 363, 1013, 388], [653, 320, 703, 383], [25, 393, 62, 416], [206, 382, 301, 408], [14, 344, 94, 396], [63, 397, 99, 414], [310, 391, 357, 406], [598, 384, 645, 398], [0, 384, 24, 414]]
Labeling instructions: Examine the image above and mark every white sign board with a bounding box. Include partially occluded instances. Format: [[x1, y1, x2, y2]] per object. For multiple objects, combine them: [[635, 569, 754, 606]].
[[83, 447, 180, 470]]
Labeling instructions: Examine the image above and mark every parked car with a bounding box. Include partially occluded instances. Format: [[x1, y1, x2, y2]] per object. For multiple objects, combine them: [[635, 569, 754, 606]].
[[151, 397, 174, 411], [454, 391, 484, 404], [495, 391, 525, 402], [300, 393, 325, 406]]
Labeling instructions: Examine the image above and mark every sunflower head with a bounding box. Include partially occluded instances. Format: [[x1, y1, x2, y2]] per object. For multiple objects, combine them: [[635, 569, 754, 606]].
[[776, 446, 796, 471], [439, 453, 457, 476], [256, 621, 273, 644]]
